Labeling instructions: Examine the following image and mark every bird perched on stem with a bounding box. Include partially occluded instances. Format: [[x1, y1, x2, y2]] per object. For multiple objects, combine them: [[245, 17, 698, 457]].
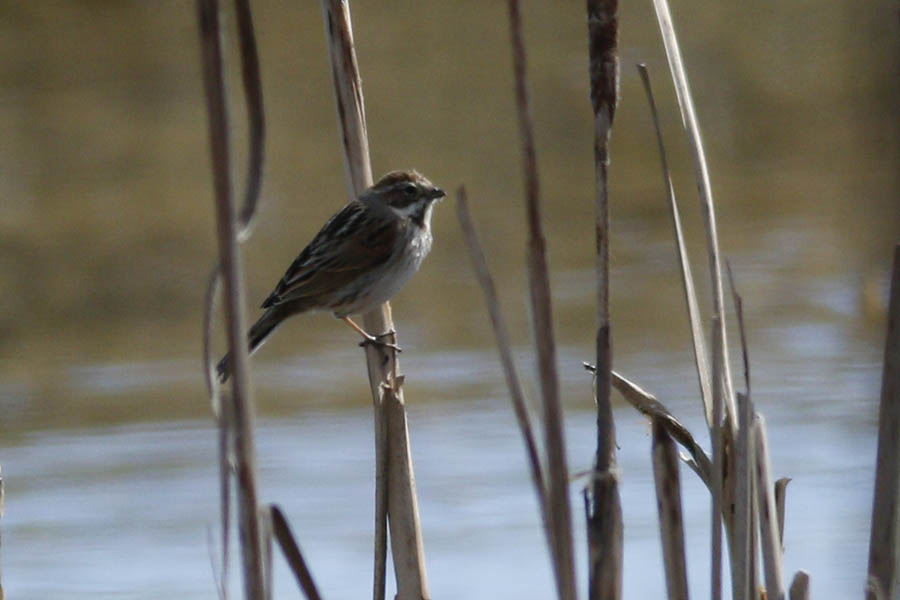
[[216, 169, 444, 382]]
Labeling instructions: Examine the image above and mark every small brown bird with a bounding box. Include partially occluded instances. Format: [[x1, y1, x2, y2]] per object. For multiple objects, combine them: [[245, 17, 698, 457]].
[[217, 169, 444, 382]]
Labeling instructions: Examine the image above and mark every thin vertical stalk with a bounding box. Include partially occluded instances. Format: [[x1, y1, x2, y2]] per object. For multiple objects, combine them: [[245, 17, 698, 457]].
[[319, 2, 428, 598], [651, 419, 690, 600], [456, 189, 549, 531], [710, 315, 724, 600], [585, 1, 623, 598], [506, 2, 576, 598], [866, 244, 900, 600], [754, 415, 785, 600], [732, 391, 754, 600], [197, 0, 265, 597]]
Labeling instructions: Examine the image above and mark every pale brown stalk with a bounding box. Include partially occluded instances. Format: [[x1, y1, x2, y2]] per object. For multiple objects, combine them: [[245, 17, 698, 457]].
[[319, 2, 427, 598], [754, 415, 785, 600], [775, 477, 791, 549]]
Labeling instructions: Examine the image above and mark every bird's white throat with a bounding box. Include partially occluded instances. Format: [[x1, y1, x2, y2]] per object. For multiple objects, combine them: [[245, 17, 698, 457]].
[[391, 199, 434, 230]]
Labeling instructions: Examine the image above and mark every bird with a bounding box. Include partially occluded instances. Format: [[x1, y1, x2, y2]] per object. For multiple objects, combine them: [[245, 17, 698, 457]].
[[216, 169, 445, 382]]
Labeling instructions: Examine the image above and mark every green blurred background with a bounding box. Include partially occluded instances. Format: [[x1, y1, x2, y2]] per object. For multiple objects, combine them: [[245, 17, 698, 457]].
[[0, 1, 897, 598]]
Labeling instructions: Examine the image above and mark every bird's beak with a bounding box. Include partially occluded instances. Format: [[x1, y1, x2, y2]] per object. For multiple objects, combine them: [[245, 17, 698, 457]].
[[429, 187, 446, 201]]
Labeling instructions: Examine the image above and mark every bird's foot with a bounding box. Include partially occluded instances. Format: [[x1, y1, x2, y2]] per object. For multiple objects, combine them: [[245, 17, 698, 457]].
[[359, 329, 402, 353]]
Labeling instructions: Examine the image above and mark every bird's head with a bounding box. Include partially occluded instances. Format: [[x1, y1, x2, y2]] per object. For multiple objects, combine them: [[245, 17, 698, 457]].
[[366, 170, 445, 227]]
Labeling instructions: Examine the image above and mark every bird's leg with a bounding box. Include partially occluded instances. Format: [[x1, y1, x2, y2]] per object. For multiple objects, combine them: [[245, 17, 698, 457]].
[[341, 316, 402, 353]]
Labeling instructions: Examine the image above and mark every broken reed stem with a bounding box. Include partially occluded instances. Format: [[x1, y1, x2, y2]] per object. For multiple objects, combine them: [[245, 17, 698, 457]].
[[197, 0, 265, 597], [637, 63, 713, 428], [651, 419, 689, 600], [270, 505, 324, 600], [754, 415, 785, 600], [775, 477, 791, 550], [789, 571, 810, 600], [599, 366, 711, 487], [319, 2, 428, 598], [866, 243, 900, 600], [505, 2, 576, 598], [585, 1, 623, 598], [456, 189, 549, 531], [650, 0, 737, 429]]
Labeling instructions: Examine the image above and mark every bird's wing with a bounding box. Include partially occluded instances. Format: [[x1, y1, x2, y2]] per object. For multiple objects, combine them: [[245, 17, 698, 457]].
[[261, 201, 398, 309]]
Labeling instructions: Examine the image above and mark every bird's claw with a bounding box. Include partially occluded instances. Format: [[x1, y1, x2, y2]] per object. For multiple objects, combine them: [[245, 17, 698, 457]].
[[359, 330, 402, 353]]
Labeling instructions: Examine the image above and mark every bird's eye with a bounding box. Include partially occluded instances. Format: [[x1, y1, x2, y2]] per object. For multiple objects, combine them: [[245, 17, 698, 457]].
[[402, 185, 417, 197]]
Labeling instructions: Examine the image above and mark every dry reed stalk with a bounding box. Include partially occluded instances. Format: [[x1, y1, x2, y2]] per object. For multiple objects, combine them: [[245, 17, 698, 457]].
[[753, 415, 784, 600], [788, 571, 810, 600], [260, 507, 273, 600], [651, 419, 690, 600], [198, 1, 266, 595], [270, 505, 324, 600], [505, 2, 576, 598], [732, 391, 755, 600], [636, 64, 713, 429], [585, 1, 623, 597], [649, 0, 736, 430], [456, 189, 548, 527], [866, 244, 900, 600], [197, 0, 265, 597], [636, 61, 721, 600], [710, 314, 724, 600], [319, 2, 428, 598]]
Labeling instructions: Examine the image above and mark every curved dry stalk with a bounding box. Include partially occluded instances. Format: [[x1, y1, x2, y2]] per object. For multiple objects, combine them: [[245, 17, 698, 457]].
[[233, 0, 265, 240], [637, 63, 713, 430], [506, 2, 575, 598], [197, 0, 265, 597], [199, 2, 267, 597]]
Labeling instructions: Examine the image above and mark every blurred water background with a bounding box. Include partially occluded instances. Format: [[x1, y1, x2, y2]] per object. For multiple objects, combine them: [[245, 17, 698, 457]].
[[1, 1, 898, 598]]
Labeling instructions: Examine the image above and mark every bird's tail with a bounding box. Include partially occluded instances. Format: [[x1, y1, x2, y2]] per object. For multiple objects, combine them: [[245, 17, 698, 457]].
[[215, 307, 285, 383]]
